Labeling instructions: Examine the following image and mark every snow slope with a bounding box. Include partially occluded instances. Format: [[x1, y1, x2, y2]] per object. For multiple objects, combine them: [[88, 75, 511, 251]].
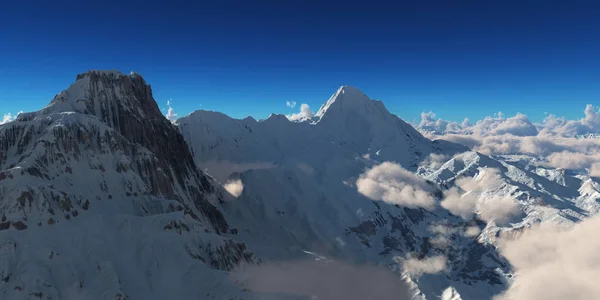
[[179, 85, 600, 299], [178, 86, 513, 299], [0, 71, 283, 300], [3, 72, 596, 299]]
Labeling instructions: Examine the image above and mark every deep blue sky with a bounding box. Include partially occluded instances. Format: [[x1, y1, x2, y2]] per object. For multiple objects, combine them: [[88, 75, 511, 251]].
[[1, 0, 599, 123]]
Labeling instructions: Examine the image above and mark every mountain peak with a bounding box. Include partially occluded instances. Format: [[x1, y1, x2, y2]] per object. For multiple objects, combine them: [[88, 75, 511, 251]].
[[315, 85, 371, 119], [337, 85, 365, 95], [43, 69, 161, 122], [75, 69, 127, 81]]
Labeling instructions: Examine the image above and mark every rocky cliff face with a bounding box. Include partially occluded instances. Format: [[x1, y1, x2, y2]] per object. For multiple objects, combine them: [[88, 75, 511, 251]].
[[0, 71, 255, 299]]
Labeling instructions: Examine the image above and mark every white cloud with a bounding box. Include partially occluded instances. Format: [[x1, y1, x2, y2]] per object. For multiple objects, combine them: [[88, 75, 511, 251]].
[[591, 163, 600, 177], [478, 196, 520, 225], [464, 226, 481, 237], [1, 114, 13, 125], [1, 111, 22, 125], [546, 151, 600, 170], [165, 100, 177, 122], [419, 105, 600, 177], [441, 169, 521, 224], [419, 111, 463, 134], [396, 255, 447, 276], [356, 162, 436, 210], [494, 216, 600, 300], [420, 153, 449, 169], [492, 113, 538, 137], [224, 179, 244, 197], [440, 187, 478, 220], [286, 103, 315, 121], [230, 259, 412, 300], [285, 101, 297, 108]]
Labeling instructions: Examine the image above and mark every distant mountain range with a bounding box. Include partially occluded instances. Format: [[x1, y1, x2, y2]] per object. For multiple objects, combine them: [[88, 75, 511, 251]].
[[0, 70, 597, 299]]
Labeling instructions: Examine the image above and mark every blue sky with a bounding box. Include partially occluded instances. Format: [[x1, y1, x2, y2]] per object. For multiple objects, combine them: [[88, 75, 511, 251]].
[[1, 0, 599, 123]]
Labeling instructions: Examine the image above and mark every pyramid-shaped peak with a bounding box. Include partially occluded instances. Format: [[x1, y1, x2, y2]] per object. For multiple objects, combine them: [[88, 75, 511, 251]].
[[315, 85, 372, 119], [337, 85, 365, 95]]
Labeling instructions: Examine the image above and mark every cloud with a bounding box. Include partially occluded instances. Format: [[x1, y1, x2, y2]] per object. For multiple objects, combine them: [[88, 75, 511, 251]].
[[420, 153, 449, 169], [464, 226, 481, 237], [591, 163, 600, 177], [1, 111, 22, 125], [419, 111, 464, 134], [494, 216, 600, 300], [440, 187, 478, 220], [419, 105, 600, 177], [546, 151, 600, 170], [286, 103, 315, 121], [1, 114, 14, 125], [230, 259, 412, 300], [356, 162, 436, 209], [478, 196, 520, 225], [492, 113, 538, 137], [441, 169, 521, 224], [224, 179, 244, 197], [396, 255, 447, 276], [286, 101, 297, 108], [540, 104, 600, 137], [165, 100, 177, 122]]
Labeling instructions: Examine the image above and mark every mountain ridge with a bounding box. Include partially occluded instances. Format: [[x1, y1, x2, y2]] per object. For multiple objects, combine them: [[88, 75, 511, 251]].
[[3, 70, 596, 299], [0, 70, 260, 299]]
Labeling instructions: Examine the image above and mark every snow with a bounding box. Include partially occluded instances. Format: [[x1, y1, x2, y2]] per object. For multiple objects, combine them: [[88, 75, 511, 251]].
[[4, 72, 600, 300], [178, 84, 600, 299]]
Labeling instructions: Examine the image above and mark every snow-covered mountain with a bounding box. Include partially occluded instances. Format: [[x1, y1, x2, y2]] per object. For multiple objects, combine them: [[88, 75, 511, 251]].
[[3, 71, 597, 299], [177, 87, 508, 299], [0, 71, 267, 300], [178, 85, 600, 299]]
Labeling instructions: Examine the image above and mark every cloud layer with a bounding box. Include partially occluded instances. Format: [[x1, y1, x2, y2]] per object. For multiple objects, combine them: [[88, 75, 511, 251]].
[[356, 162, 436, 209], [231, 259, 412, 300], [494, 216, 600, 300], [418, 105, 600, 176]]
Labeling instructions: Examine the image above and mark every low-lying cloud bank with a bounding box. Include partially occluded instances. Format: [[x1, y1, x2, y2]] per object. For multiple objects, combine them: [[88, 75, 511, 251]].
[[494, 216, 600, 300], [356, 162, 436, 210], [230, 259, 412, 300], [418, 105, 600, 175]]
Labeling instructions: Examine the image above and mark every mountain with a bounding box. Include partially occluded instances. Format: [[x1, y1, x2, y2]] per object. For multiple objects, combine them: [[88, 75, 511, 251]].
[[0, 71, 263, 300], [177, 86, 511, 299], [3, 72, 596, 299], [178, 86, 465, 181], [178, 85, 600, 299]]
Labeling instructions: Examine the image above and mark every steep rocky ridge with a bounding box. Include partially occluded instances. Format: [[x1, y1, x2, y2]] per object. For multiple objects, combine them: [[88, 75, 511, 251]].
[[0, 71, 258, 299]]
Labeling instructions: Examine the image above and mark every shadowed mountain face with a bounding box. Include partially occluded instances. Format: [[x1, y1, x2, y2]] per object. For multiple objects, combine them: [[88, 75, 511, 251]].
[[0, 71, 257, 299]]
